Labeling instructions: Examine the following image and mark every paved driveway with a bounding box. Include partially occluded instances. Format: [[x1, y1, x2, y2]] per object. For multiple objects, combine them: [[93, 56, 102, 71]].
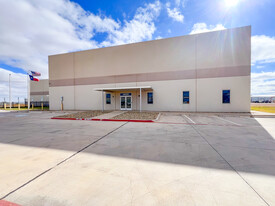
[[0, 111, 274, 206]]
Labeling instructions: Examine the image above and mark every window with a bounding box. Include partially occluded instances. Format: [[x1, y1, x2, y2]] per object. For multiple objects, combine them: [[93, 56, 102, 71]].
[[106, 93, 111, 104], [147, 92, 153, 104], [183, 91, 189, 104], [222, 90, 230, 104]]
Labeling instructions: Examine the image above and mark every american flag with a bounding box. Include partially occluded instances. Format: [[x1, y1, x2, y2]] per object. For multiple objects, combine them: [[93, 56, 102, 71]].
[[29, 71, 41, 76]]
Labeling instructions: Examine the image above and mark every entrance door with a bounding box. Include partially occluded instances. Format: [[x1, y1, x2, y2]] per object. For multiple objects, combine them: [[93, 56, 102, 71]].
[[120, 96, 132, 110]]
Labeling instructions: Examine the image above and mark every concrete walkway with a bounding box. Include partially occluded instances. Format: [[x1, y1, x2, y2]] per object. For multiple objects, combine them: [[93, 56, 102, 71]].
[[93, 110, 126, 119], [251, 110, 275, 118], [1, 111, 275, 205], [0, 110, 10, 113]]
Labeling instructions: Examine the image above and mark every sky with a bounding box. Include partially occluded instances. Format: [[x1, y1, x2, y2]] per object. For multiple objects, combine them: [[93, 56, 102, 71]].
[[0, 0, 275, 101]]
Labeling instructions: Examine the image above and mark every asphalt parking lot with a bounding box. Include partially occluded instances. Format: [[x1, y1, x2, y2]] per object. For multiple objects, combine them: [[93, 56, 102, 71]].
[[0, 111, 275, 206]]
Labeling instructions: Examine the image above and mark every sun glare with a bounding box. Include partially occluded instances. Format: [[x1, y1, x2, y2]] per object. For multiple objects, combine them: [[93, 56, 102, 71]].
[[224, 0, 239, 8]]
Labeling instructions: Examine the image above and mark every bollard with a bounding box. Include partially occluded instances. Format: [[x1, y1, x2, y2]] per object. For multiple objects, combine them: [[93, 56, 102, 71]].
[[60, 96, 64, 111], [41, 103, 43, 111], [4, 103, 6, 110]]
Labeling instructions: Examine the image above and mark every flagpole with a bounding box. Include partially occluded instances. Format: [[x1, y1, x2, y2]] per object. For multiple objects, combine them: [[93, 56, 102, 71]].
[[27, 70, 40, 110], [27, 75, 30, 110], [9, 74, 11, 109]]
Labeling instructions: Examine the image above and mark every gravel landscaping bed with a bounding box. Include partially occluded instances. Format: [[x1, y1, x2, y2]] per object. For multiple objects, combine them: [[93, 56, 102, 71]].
[[54, 111, 110, 119], [112, 111, 159, 120]]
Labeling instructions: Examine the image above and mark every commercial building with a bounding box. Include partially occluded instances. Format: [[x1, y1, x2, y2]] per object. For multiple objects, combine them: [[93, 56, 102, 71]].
[[30, 79, 49, 106], [49, 26, 251, 112]]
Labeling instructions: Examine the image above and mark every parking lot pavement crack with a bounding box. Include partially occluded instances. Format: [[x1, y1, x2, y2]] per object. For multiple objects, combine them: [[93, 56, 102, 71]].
[[190, 124, 271, 206], [0, 122, 128, 200]]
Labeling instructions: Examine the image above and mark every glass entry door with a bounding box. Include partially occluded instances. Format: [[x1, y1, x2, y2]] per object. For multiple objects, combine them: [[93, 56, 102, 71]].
[[120, 96, 132, 110]]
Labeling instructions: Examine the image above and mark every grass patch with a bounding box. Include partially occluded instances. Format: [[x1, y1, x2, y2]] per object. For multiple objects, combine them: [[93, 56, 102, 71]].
[[112, 111, 159, 120], [54, 111, 110, 119], [251, 106, 275, 113]]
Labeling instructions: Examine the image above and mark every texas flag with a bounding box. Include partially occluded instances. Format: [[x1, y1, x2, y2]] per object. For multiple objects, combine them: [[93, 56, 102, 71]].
[[30, 71, 41, 76], [29, 75, 39, 81]]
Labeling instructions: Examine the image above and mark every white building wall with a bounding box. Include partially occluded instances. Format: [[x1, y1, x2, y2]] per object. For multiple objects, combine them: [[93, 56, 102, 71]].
[[49, 86, 74, 110], [49, 26, 251, 112], [197, 76, 250, 112], [30, 79, 49, 102]]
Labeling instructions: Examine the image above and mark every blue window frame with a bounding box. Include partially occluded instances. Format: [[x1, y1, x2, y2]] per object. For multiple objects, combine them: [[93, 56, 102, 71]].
[[106, 93, 111, 104], [183, 91, 190, 104], [147, 92, 153, 104], [222, 90, 230, 104]]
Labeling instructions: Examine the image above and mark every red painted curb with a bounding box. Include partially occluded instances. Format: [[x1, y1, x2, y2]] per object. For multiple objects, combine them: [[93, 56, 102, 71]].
[[0, 200, 21, 206], [93, 118, 154, 123], [51, 117, 241, 126], [51, 117, 154, 122]]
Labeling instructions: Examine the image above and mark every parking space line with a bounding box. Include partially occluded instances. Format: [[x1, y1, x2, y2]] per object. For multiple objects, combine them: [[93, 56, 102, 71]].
[[183, 115, 196, 124], [215, 116, 241, 126]]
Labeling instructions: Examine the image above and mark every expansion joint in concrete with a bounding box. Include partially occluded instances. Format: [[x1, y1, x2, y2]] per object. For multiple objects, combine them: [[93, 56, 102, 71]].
[[190, 124, 270, 206], [0, 122, 128, 200]]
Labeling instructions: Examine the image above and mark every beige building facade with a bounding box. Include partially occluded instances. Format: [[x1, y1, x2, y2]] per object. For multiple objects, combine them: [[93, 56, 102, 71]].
[[49, 26, 251, 112], [30, 79, 49, 102]]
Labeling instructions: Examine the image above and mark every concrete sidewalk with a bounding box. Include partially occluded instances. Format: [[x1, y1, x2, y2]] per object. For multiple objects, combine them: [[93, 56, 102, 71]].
[[93, 110, 126, 119], [251, 110, 275, 118]]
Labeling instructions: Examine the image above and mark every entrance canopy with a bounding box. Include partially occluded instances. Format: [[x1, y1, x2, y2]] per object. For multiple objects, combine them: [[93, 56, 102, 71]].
[[94, 86, 153, 112], [94, 86, 152, 92]]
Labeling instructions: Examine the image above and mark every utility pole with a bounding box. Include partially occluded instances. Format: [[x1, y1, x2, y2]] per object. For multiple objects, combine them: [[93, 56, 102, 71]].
[[18, 97, 20, 110], [9, 74, 11, 109]]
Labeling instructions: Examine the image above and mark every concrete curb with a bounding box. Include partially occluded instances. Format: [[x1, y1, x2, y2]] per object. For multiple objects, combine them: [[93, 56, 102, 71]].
[[154, 112, 162, 122], [0, 200, 21, 206], [51, 117, 154, 123], [251, 115, 275, 118], [92, 118, 154, 123]]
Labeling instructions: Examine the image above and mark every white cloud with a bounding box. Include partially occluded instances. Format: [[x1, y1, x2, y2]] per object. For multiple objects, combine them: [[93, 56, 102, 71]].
[[175, 0, 186, 8], [256, 65, 265, 69], [190, 23, 226, 34], [0, 0, 162, 100], [0, 0, 161, 78], [0, 68, 27, 102], [251, 35, 275, 64], [101, 1, 161, 47], [0, 0, 119, 78], [155, 36, 163, 40], [251, 72, 275, 96], [167, 7, 184, 22]]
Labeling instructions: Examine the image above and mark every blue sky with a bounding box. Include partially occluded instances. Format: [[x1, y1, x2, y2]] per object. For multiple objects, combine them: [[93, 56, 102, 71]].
[[0, 0, 275, 101]]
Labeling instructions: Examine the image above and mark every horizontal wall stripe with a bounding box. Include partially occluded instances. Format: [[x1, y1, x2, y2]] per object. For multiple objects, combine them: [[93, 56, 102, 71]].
[[49, 65, 250, 87], [30, 91, 49, 95], [197, 66, 250, 79]]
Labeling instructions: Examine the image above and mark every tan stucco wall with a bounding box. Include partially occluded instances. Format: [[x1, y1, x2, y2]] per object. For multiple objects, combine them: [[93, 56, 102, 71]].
[[49, 26, 251, 112], [30, 79, 49, 101], [49, 76, 249, 112]]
